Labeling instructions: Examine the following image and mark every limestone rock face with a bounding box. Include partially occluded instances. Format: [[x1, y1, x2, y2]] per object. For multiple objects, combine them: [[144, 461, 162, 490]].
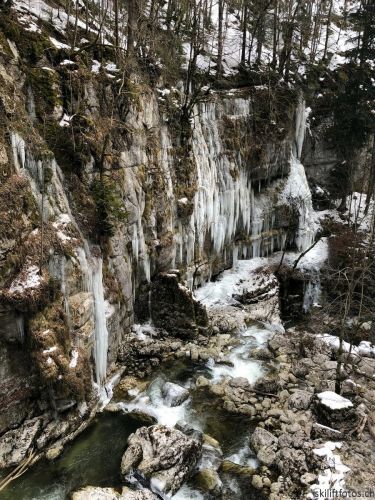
[[121, 424, 202, 496], [150, 273, 209, 338], [0, 417, 42, 468], [0, 322, 38, 434]]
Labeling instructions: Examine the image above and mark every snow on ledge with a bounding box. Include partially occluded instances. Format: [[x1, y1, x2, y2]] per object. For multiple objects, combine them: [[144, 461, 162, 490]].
[[317, 391, 353, 410], [9, 265, 41, 294]]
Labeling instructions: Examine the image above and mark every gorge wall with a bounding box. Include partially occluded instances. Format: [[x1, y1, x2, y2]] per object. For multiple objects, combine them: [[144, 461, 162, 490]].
[[0, 26, 316, 458]]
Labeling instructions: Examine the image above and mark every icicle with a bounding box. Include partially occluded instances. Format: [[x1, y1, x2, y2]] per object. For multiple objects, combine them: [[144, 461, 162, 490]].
[[232, 246, 239, 265], [16, 315, 25, 343], [10, 132, 26, 171], [92, 257, 109, 386], [295, 98, 307, 159], [75, 247, 93, 292], [303, 277, 322, 313], [75, 247, 108, 386]]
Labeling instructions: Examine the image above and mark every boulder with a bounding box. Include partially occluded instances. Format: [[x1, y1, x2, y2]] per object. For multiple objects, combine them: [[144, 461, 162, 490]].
[[220, 460, 256, 477], [251, 427, 278, 453], [0, 417, 42, 469], [250, 347, 274, 360], [72, 487, 158, 500], [162, 382, 189, 407], [193, 468, 223, 495], [196, 375, 210, 388], [72, 487, 120, 500], [150, 273, 208, 338], [257, 447, 277, 466], [120, 488, 158, 500], [121, 425, 202, 497], [275, 447, 308, 481], [288, 390, 313, 411], [251, 427, 278, 467], [315, 391, 356, 429], [251, 474, 263, 490], [311, 423, 342, 440], [116, 376, 149, 400], [126, 410, 158, 426]]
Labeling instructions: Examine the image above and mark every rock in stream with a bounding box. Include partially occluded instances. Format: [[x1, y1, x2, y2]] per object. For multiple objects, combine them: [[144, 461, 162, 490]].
[[121, 424, 202, 497]]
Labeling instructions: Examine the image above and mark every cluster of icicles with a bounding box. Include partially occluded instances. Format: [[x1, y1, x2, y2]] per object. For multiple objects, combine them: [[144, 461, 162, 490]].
[[10, 95, 315, 387]]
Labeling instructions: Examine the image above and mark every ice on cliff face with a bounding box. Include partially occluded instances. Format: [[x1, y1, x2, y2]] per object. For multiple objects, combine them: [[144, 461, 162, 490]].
[[10, 86, 316, 386]]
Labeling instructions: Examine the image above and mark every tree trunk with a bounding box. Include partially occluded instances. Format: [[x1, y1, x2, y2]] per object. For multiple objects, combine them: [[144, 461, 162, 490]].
[[127, 0, 138, 56], [241, 3, 248, 64], [114, 0, 120, 61], [323, 0, 333, 60], [272, 0, 278, 69], [217, 0, 224, 77]]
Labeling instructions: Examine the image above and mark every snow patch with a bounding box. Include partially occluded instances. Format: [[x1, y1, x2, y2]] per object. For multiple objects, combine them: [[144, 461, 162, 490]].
[[9, 265, 41, 294], [309, 442, 350, 498], [317, 391, 353, 410], [69, 349, 79, 368]]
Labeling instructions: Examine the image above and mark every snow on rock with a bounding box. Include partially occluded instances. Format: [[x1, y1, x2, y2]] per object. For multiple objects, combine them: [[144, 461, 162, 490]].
[[91, 60, 101, 73], [274, 237, 329, 274], [317, 392, 353, 411], [60, 59, 76, 67], [318, 192, 374, 233], [195, 258, 269, 307], [318, 334, 375, 359], [43, 346, 57, 355], [49, 37, 70, 50], [309, 442, 350, 498], [69, 350, 79, 369], [9, 265, 41, 294], [104, 62, 119, 73], [59, 114, 74, 127], [12, 0, 96, 35]]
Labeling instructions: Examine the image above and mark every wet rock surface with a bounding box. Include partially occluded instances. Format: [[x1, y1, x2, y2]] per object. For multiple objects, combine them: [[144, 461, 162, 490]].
[[162, 382, 189, 407]]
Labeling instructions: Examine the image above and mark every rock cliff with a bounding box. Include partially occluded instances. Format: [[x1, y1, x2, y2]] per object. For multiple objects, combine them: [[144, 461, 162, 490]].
[[0, 2, 317, 464]]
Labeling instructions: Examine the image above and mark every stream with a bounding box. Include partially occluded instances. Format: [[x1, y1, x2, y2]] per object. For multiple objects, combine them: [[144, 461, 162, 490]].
[[1, 262, 277, 499]]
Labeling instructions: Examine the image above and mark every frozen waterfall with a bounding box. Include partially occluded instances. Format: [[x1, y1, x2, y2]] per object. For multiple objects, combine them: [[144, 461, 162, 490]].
[[92, 258, 109, 386], [76, 247, 109, 385]]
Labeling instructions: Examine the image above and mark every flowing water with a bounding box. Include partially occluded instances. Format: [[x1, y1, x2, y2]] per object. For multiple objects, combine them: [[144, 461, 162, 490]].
[[0, 413, 141, 500], [0, 324, 271, 499], [1, 262, 274, 499]]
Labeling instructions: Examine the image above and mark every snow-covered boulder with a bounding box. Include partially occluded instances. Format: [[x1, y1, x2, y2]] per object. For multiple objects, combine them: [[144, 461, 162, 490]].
[[317, 391, 353, 411], [315, 391, 356, 429]]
